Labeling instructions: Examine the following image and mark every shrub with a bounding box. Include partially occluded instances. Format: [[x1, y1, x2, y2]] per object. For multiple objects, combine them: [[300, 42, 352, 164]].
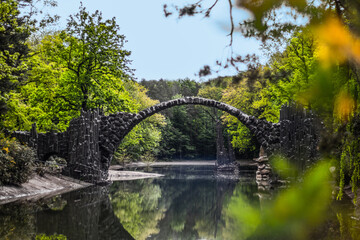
[[0, 138, 36, 185], [34, 155, 67, 177], [35, 233, 67, 240], [45, 155, 67, 174], [140, 151, 156, 163], [113, 151, 132, 165]]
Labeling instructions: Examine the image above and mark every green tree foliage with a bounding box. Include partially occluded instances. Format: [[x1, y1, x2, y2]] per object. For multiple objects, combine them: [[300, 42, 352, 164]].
[[35, 234, 67, 240], [41, 5, 133, 112], [0, 0, 58, 119], [140, 79, 217, 160], [224, 161, 332, 240], [115, 82, 165, 161], [156, 99, 197, 160], [337, 114, 360, 201], [197, 78, 235, 161], [260, 23, 360, 198], [0, 5, 165, 162], [0, 0, 32, 116], [110, 180, 164, 240], [1, 5, 136, 132], [198, 76, 274, 156], [140, 78, 200, 102]]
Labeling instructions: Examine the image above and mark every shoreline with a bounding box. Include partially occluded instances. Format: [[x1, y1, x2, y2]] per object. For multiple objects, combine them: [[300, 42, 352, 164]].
[[0, 169, 164, 205], [0, 173, 92, 205], [1, 162, 360, 208], [108, 170, 163, 181], [110, 160, 217, 170]]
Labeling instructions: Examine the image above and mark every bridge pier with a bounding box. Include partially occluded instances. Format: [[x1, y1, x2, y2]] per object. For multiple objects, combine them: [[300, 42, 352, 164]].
[[63, 110, 105, 183]]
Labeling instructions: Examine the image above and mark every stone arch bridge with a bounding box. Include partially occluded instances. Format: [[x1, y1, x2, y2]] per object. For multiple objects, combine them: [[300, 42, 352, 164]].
[[12, 97, 320, 183]]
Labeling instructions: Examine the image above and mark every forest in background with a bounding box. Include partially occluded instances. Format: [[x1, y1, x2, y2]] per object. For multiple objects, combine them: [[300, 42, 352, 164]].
[[1, 0, 360, 199]]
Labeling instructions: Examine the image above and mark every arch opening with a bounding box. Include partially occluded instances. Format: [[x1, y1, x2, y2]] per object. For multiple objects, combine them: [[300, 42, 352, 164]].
[[101, 97, 277, 165]]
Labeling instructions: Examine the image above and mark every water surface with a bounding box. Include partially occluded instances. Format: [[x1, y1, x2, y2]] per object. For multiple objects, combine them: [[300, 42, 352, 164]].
[[0, 164, 359, 239]]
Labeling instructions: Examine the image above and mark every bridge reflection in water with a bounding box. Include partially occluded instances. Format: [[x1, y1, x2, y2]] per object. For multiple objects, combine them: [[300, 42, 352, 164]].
[[0, 186, 134, 240], [35, 186, 134, 240], [0, 164, 354, 239]]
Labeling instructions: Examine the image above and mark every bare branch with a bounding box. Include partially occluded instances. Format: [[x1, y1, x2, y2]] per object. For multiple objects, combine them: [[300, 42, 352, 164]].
[[205, 0, 219, 17], [227, 0, 234, 47]]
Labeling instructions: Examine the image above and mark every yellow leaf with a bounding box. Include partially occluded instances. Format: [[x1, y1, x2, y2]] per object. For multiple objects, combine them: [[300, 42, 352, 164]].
[[334, 90, 354, 121], [314, 17, 360, 67], [2, 147, 9, 154]]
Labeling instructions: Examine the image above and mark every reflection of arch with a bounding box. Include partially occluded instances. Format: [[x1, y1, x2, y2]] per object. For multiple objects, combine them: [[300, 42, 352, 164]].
[[101, 97, 279, 166]]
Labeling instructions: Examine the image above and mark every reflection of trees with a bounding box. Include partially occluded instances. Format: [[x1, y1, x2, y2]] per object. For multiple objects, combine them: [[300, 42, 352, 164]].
[[147, 178, 249, 240], [110, 180, 164, 240], [0, 203, 35, 240], [109, 177, 257, 240], [221, 183, 261, 240], [0, 186, 134, 240], [3, 177, 360, 239], [36, 186, 134, 240], [194, 180, 259, 240]]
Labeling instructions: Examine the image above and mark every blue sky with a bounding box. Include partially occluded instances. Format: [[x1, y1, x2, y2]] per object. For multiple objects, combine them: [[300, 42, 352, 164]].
[[45, 0, 262, 81]]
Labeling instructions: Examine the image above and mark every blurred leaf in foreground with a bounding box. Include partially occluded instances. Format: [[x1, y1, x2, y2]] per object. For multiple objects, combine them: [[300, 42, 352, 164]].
[[315, 17, 360, 68], [334, 90, 355, 122], [226, 160, 332, 240]]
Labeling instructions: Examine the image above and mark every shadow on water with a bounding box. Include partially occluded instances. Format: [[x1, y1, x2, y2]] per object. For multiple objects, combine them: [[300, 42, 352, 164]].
[[0, 186, 134, 240]]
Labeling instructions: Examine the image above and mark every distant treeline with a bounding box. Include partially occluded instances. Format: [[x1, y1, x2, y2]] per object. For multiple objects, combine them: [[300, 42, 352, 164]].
[[138, 78, 259, 160]]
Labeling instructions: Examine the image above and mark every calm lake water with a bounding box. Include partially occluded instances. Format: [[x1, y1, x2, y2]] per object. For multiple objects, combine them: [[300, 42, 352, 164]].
[[0, 164, 359, 239]]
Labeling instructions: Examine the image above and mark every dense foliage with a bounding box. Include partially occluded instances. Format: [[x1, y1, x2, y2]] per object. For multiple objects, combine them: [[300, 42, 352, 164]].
[[140, 79, 221, 160], [0, 0, 32, 117], [2, 1, 360, 239], [0, 138, 36, 185], [162, 0, 360, 199], [1, 0, 360, 203], [0, 4, 165, 165]]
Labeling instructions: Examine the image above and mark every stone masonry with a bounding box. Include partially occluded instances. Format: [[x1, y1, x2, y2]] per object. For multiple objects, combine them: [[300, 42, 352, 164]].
[[11, 97, 320, 184]]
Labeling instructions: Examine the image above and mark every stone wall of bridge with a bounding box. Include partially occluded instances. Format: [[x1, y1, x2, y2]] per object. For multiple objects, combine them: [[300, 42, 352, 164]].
[[279, 103, 322, 171], [11, 97, 321, 184], [12, 110, 106, 183]]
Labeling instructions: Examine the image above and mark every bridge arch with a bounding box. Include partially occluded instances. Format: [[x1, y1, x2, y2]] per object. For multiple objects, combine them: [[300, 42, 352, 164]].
[[100, 97, 279, 166], [11, 99, 319, 184], [128, 97, 260, 138]]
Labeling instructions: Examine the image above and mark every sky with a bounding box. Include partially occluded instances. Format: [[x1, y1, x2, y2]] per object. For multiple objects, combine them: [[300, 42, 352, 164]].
[[44, 0, 262, 81]]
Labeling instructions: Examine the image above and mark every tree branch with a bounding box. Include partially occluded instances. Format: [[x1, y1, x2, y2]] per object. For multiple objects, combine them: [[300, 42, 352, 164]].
[[205, 0, 219, 17], [227, 0, 234, 47], [55, 94, 79, 111]]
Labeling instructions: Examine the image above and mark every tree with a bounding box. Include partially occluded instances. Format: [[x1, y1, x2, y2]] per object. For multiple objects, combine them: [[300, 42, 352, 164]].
[[0, 0, 32, 116], [116, 82, 166, 161], [140, 79, 218, 160], [45, 4, 133, 111], [197, 78, 234, 163], [0, 0, 58, 119], [2, 4, 139, 132], [164, 0, 360, 76]]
